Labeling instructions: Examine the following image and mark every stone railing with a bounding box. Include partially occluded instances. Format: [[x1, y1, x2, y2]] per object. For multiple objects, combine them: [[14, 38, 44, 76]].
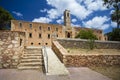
[[52, 40, 120, 67], [57, 38, 120, 49], [0, 31, 25, 68]]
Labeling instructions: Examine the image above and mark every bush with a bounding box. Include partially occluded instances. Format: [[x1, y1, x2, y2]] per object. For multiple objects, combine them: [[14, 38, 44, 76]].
[[75, 30, 98, 40]]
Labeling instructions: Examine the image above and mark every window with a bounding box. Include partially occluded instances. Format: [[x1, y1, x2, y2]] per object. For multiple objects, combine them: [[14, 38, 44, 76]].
[[39, 26, 41, 30], [19, 22, 22, 27], [56, 28, 58, 31], [67, 13, 69, 17], [57, 34, 58, 37], [39, 33, 42, 38], [48, 34, 50, 39], [38, 43, 41, 45], [45, 43, 48, 45], [29, 33, 32, 38], [30, 24, 32, 28], [48, 27, 50, 31], [31, 42, 33, 45], [20, 39, 22, 46], [99, 37, 101, 40]]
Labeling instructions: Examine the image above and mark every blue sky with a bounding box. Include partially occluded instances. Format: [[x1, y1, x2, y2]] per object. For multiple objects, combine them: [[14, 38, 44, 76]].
[[0, 0, 117, 33]]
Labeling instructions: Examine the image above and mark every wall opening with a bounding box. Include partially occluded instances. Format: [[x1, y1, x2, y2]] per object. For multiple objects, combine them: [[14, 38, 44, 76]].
[[39, 33, 42, 38], [29, 33, 32, 38], [48, 34, 50, 39], [38, 43, 41, 45], [31, 42, 33, 45], [20, 39, 22, 46], [67, 32, 71, 38], [46, 43, 48, 45]]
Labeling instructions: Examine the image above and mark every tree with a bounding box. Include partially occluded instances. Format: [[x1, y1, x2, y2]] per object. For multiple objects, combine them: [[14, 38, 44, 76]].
[[106, 28, 120, 41], [103, 0, 120, 28], [75, 30, 98, 40], [0, 7, 14, 30]]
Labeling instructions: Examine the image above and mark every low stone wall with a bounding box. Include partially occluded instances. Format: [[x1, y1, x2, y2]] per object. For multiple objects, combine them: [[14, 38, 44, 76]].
[[52, 40, 120, 67], [65, 55, 120, 67], [57, 38, 120, 49], [0, 31, 25, 68], [52, 41, 67, 63]]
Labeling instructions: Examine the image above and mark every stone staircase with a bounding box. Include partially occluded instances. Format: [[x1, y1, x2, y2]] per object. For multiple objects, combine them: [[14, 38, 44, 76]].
[[18, 48, 43, 70]]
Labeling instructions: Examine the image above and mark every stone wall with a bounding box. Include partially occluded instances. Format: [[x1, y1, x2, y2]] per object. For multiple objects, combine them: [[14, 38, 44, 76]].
[[52, 40, 120, 67], [65, 55, 120, 67], [0, 31, 25, 68], [57, 38, 120, 49]]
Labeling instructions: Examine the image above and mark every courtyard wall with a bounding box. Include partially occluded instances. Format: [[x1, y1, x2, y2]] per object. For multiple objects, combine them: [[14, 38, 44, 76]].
[[0, 31, 25, 68], [57, 38, 120, 49], [52, 40, 120, 67]]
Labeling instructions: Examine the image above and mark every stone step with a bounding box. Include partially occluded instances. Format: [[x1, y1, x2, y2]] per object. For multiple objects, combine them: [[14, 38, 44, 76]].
[[21, 56, 42, 59], [18, 66, 43, 70], [19, 62, 43, 66], [24, 52, 41, 54], [25, 49, 41, 51], [26, 48, 41, 50], [25, 50, 41, 52], [22, 54, 42, 57], [20, 58, 43, 62]]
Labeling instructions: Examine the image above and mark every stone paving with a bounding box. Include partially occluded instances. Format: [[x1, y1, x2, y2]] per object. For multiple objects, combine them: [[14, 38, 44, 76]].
[[45, 47, 69, 75], [0, 67, 112, 80]]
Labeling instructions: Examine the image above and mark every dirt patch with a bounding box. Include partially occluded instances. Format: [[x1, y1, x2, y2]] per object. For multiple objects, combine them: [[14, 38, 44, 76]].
[[89, 65, 120, 80]]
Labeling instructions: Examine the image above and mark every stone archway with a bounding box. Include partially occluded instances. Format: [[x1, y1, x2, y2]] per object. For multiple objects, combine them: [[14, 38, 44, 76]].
[[67, 32, 71, 38]]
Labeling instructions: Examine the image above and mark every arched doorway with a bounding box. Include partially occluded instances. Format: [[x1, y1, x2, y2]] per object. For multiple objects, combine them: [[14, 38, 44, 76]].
[[67, 32, 71, 38]]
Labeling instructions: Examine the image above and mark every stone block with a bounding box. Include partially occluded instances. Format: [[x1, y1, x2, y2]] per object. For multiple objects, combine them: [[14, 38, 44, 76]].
[[14, 43, 19, 48], [12, 62, 18, 66], [15, 37, 19, 40], [3, 63, 9, 68], [12, 40, 18, 44], [4, 50, 9, 54], [12, 56, 19, 60], [7, 36, 11, 40], [8, 44, 13, 48], [0, 41, 4, 45]]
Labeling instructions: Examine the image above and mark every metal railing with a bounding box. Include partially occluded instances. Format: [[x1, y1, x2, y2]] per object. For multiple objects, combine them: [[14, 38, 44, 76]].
[[42, 46, 48, 73]]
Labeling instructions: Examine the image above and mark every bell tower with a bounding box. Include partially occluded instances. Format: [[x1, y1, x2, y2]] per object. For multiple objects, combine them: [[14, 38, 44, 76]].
[[64, 10, 71, 27], [63, 9, 75, 38]]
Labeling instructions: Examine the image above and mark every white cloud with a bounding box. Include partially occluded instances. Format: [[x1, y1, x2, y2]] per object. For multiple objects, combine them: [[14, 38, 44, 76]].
[[33, 0, 108, 25], [83, 16, 110, 30], [72, 19, 77, 23], [47, 9, 60, 19], [56, 16, 64, 24], [40, 9, 48, 12], [12, 11, 23, 17], [32, 17, 51, 23], [110, 10, 114, 14], [84, 0, 107, 11], [111, 22, 117, 28], [71, 23, 80, 27], [56, 19, 63, 24]]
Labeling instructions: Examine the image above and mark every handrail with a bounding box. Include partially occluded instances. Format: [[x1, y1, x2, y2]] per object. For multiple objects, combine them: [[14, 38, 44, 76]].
[[42, 46, 48, 73]]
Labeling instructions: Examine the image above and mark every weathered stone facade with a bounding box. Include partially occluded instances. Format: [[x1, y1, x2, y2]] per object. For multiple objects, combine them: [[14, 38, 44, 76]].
[[52, 40, 120, 67], [10, 10, 105, 47], [57, 38, 120, 49], [0, 31, 25, 68]]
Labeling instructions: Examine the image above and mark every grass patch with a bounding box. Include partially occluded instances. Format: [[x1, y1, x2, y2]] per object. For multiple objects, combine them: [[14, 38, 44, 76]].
[[89, 65, 120, 80]]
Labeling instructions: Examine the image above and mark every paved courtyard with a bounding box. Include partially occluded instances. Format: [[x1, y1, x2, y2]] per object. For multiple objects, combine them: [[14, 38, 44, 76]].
[[0, 67, 112, 80]]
